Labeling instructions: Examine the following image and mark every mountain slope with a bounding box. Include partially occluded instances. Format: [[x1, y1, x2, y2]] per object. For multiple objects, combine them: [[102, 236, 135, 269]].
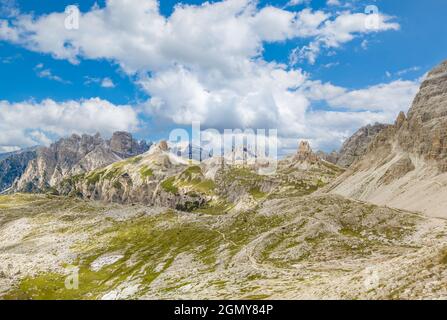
[[0, 148, 38, 193], [335, 123, 389, 168], [54, 140, 342, 211], [12, 132, 151, 193], [1, 138, 445, 300], [329, 60, 447, 218], [1, 193, 445, 299]]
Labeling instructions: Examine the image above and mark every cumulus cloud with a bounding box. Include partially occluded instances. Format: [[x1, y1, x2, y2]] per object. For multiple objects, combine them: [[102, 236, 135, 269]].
[[34, 63, 71, 84], [0, 0, 407, 152], [0, 98, 139, 149], [290, 11, 400, 64], [326, 0, 341, 6], [0, 0, 399, 71], [101, 77, 115, 88], [304, 79, 420, 113]]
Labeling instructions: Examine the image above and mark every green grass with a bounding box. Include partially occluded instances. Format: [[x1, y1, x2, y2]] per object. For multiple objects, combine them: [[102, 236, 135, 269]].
[[249, 187, 266, 200], [182, 165, 202, 178], [193, 200, 234, 215], [2, 203, 293, 299], [126, 156, 143, 165], [193, 179, 216, 193], [139, 166, 154, 178], [113, 181, 123, 190], [441, 250, 447, 264], [174, 166, 216, 195], [86, 170, 106, 185], [103, 167, 123, 180], [340, 227, 363, 238], [161, 177, 178, 194]]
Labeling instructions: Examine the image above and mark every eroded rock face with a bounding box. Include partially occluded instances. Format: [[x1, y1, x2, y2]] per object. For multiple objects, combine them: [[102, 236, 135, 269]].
[[378, 156, 415, 185], [330, 59, 447, 217], [395, 60, 447, 170], [0, 148, 37, 192], [294, 141, 319, 163], [336, 123, 389, 168], [13, 132, 151, 192], [316, 151, 339, 165], [110, 132, 150, 157]]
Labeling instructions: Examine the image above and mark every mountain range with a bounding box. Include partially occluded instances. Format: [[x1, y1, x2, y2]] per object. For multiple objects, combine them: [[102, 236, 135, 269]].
[[0, 60, 447, 300], [330, 60, 447, 218], [3, 132, 151, 193]]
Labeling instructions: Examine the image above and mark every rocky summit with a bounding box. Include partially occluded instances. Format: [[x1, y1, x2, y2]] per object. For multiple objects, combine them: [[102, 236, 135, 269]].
[[1, 61, 447, 300], [330, 60, 447, 218], [12, 132, 151, 193], [335, 123, 389, 168], [0, 148, 37, 193]]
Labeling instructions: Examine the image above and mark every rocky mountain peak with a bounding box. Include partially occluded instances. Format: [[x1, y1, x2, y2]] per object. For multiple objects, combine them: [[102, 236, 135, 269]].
[[336, 123, 389, 168], [0, 148, 38, 192], [12, 131, 151, 192], [294, 140, 319, 163], [395, 111, 407, 129], [393, 59, 447, 169], [156, 140, 169, 152], [330, 59, 447, 217], [110, 131, 149, 157]]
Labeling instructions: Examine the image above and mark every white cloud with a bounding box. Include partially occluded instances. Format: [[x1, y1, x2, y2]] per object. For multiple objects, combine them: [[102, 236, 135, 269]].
[[0, 0, 406, 152], [0, 0, 19, 18], [140, 63, 308, 133], [34, 63, 71, 84], [305, 79, 420, 113], [286, 0, 308, 7], [0, 146, 20, 153], [0, 0, 399, 71], [361, 39, 368, 49], [0, 98, 139, 149], [101, 77, 115, 88], [84, 76, 116, 88], [327, 0, 341, 6], [0, 19, 18, 41], [290, 11, 400, 64]]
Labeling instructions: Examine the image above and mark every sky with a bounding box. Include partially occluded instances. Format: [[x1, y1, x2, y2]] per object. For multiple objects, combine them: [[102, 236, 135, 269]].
[[0, 0, 446, 155]]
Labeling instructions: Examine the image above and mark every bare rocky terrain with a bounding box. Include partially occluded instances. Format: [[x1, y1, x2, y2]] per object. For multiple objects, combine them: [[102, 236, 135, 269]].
[[0, 137, 446, 300], [1, 60, 447, 300], [0, 147, 38, 193], [330, 60, 447, 218], [1, 187, 446, 299], [13, 132, 151, 193]]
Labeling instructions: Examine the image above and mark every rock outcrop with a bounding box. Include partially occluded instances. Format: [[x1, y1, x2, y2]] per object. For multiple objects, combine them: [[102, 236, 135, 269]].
[[56, 141, 213, 210], [110, 131, 150, 157], [13, 132, 151, 192], [0, 148, 37, 192], [316, 150, 339, 165], [336, 123, 389, 168], [293, 140, 320, 164], [330, 59, 447, 218]]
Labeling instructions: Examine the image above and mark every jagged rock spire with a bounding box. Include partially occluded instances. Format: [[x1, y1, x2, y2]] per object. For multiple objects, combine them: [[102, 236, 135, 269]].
[[295, 140, 319, 163], [395, 111, 407, 129]]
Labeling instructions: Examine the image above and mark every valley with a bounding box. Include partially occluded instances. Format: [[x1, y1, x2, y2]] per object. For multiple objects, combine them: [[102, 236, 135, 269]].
[[1, 60, 447, 300]]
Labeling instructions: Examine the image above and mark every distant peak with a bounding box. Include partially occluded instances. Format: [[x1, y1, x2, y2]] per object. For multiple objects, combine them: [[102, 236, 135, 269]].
[[295, 140, 319, 163]]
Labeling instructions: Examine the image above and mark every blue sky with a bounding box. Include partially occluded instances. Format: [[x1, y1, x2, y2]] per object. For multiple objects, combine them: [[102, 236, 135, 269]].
[[0, 0, 446, 154]]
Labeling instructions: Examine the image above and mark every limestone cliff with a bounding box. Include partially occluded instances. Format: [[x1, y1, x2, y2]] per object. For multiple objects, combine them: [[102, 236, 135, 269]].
[[0, 148, 37, 192], [330, 60, 447, 218], [13, 132, 151, 192]]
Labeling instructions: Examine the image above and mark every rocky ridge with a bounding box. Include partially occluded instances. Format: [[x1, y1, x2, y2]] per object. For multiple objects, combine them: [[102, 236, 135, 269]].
[[0, 148, 38, 193], [1, 186, 446, 299], [336, 123, 389, 168], [12, 132, 151, 193], [330, 60, 447, 218], [54, 140, 341, 211]]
